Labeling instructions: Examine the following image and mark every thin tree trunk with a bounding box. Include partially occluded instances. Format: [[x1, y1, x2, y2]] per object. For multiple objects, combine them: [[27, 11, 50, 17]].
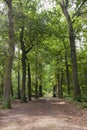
[[39, 85, 43, 97], [11, 79, 13, 97], [20, 27, 27, 102], [64, 48, 70, 96], [1, 65, 4, 96], [35, 46, 39, 98], [35, 76, 38, 98], [60, 71, 63, 96], [17, 48, 20, 99], [21, 52, 26, 102], [84, 65, 87, 87], [53, 84, 57, 97], [39, 75, 43, 97], [1, 75, 3, 96], [58, 73, 61, 98], [3, 0, 15, 108], [27, 63, 32, 101], [0, 76, 3, 97], [58, 73, 62, 98], [18, 68, 20, 99], [57, 71, 63, 98]]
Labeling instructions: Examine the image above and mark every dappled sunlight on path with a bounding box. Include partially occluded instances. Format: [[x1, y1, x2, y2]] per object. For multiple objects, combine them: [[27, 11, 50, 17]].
[[0, 97, 87, 130]]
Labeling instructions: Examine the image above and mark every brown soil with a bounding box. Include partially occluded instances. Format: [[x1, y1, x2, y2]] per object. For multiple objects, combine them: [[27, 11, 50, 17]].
[[0, 97, 87, 130]]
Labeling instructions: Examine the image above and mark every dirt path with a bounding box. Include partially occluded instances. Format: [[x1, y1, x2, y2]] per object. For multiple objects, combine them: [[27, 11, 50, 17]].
[[0, 98, 87, 130]]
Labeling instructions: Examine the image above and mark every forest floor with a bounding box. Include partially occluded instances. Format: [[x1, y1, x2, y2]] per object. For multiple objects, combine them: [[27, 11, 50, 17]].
[[0, 97, 87, 130]]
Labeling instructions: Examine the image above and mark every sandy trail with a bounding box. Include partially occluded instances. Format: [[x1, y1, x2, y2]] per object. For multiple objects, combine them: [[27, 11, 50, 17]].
[[0, 98, 87, 130]]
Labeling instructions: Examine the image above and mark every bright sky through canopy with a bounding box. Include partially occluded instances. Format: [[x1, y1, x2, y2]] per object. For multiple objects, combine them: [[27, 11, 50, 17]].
[[0, 2, 5, 11], [38, 0, 56, 12]]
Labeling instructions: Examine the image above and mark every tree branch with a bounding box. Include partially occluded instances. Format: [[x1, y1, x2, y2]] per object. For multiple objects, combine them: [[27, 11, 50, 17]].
[[4, 0, 12, 6], [25, 44, 34, 54], [65, 0, 68, 9], [72, 0, 87, 18], [77, 0, 86, 11]]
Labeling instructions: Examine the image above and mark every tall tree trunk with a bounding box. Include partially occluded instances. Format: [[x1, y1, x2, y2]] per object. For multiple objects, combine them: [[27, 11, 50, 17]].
[[64, 47, 70, 96], [3, 0, 15, 108], [39, 74, 43, 97], [1, 75, 4, 96], [20, 27, 27, 102], [39, 85, 43, 97], [11, 79, 13, 97], [57, 72, 63, 98], [21, 50, 26, 102], [27, 63, 32, 101], [53, 84, 57, 97], [18, 66, 20, 99], [17, 48, 20, 99], [60, 1, 80, 100], [1, 65, 4, 96], [35, 76, 38, 98], [35, 46, 39, 98], [0, 75, 3, 98], [84, 65, 87, 87], [65, 54, 70, 96]]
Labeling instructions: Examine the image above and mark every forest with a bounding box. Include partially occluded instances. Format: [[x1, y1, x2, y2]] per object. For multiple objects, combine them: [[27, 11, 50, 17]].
[[0, 0, 87, 109]]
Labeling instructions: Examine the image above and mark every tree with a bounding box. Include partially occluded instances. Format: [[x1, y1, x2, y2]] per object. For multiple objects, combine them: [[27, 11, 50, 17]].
[[0, 0, 87, 103], [14, 0, 38, 102], [20, 26, 27, 102], [59, 0, 81, 100], [64, 41, 70, 96], [2, 0, 15, 108], [27, 62, 31, 101], [17, 47, 21, 99]]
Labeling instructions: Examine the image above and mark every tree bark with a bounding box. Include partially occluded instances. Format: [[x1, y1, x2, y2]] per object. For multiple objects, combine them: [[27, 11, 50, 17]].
[[60, 0, 81, 100], [53, 84, 57, 97], [11, 79, 13, 97], [57, 72, 63, 98], [3, 0, 15, 108], [39, 74, 43, 97], [18, 66, 20, 99], [27, 63, 32, 101], [39, 85, 43, 97], [17, 47, 21, 99], [1, 75, 4, 96], [84, 65, 87, 87], [64, 47, 70, 96], [20, 25, 34, 102], [20, 27, 27, 102], [35, 76, 38, 98], [0, 75, 3, 98]]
